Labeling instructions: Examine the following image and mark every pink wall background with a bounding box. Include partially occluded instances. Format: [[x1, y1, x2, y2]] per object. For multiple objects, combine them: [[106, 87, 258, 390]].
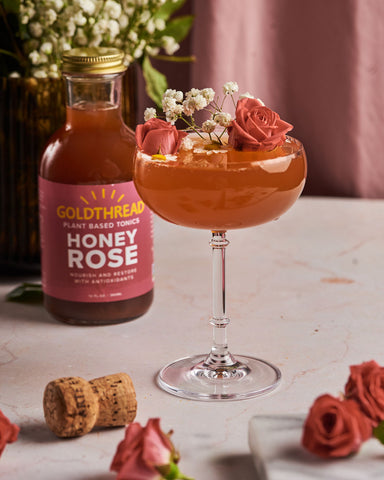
[[141, 0, 384, 198]]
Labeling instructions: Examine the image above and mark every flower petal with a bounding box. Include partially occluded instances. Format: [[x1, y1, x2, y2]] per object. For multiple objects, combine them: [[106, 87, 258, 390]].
[[111, 422, 144, 472], [0, 410, 19, 457], [142, 418, 174, 467], [117, 448, 161, 480]]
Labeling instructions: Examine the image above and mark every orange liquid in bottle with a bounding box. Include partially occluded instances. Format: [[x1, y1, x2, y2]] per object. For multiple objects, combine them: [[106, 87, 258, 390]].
[[40, 105, 153, 325], [134, 136, 307, 230]]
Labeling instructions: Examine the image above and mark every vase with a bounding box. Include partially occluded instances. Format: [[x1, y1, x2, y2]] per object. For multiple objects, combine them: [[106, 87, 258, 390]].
[[0, 66, 137, 273]]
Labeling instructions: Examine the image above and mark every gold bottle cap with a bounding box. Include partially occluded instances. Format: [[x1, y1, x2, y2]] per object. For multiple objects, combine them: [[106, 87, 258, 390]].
[[62, 47, 127, 75]]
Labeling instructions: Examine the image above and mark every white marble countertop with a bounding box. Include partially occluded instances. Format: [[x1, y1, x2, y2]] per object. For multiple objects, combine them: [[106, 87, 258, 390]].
[[2, 196, 384, 479]]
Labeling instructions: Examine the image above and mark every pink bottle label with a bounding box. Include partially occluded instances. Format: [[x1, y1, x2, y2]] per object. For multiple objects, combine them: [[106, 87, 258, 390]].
[[39, 178, 153, 302]]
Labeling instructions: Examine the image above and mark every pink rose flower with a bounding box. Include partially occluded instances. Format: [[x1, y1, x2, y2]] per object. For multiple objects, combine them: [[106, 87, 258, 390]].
[[301, 394, 372, 458], [227, 97, 293, 151], [135, 118, 188, 156], [0, 409, 19, 457], [111, 418, 192, 480], [345, 360, 384, 427]]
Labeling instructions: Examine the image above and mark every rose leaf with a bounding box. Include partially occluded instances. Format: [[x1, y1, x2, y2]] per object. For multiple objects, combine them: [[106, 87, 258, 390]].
[[6, 283, 43, 303]]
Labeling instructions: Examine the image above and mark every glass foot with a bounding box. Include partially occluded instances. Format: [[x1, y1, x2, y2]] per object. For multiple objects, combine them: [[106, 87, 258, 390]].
[[157, 354, 281, 401]]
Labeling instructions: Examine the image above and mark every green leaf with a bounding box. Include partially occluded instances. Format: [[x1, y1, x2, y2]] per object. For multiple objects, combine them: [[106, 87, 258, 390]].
[[160, 15, 194, 43], [155, 0, 186, 21], [142, 55, 168, 107], [6, 283, 43, 303], [373, 421, 384, 444]]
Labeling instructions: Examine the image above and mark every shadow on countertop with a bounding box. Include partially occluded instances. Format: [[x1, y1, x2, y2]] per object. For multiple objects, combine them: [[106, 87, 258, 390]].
[[18, 421, 61, 444], [18, 421, 118, 480], [214, 453, 261, 480]]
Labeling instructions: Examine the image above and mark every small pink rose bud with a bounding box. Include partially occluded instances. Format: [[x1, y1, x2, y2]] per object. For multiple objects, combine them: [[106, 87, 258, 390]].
[[111, 418, 193, 480], [135, 118, 188, 156]]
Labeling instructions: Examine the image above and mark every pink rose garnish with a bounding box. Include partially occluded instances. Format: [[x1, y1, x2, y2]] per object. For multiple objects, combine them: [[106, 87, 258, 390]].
[[345, 360, 384, 427], [227, 97, 293, 151], [301, 394, 372, 458], [0, 409, 19, 457], [135, 118, 188, 156], [111, 418, 192, 480]]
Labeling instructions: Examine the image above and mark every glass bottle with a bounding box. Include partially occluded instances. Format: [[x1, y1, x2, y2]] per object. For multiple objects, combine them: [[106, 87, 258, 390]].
[[39, 47, 153, 325]]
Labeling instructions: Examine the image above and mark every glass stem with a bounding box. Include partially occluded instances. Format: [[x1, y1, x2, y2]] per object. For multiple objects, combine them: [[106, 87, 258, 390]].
[[204, 231, 237, 369]]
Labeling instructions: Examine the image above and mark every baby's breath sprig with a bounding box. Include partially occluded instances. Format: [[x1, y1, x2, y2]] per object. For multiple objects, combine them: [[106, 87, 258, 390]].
[[144, 81, 248, 145], [1, 0, 194, 106]]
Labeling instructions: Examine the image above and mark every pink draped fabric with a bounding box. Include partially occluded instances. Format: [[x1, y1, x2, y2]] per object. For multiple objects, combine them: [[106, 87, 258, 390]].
[[188, 0, 384, 197], [145, 0, 384, 197]]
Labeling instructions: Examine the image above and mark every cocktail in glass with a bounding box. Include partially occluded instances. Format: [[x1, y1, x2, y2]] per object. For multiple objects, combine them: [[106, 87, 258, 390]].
[[134, 133, 307, 400]]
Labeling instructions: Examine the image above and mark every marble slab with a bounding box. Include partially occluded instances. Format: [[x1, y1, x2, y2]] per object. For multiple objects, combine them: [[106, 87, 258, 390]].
[[249, 415, 384, 480]]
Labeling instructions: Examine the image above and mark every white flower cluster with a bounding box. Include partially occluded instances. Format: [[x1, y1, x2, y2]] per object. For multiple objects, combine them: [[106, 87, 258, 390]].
[[144, 82, 244, 144], [18, 0, 181, 79], [157, 87, 216, 123], [222, 81, 239, 95]]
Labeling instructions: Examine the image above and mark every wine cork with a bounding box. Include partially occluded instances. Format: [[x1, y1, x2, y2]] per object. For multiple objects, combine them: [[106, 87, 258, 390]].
[[89, 373, 137, 427], [43, 373, 137, 438]]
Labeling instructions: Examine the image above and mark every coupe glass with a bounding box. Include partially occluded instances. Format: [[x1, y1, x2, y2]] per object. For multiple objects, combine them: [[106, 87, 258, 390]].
[[134, 135, 307, 401]]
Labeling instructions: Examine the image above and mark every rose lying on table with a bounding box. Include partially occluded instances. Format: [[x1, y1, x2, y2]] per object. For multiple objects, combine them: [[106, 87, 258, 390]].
[[0, 409, 19, 458], [111, 418, 193, 480], [302, 360, 384, 458]]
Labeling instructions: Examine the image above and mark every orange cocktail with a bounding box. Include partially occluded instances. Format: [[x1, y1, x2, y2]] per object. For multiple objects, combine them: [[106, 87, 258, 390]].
[[134, 135, 306, 230], [134, 86, 307, 401]]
